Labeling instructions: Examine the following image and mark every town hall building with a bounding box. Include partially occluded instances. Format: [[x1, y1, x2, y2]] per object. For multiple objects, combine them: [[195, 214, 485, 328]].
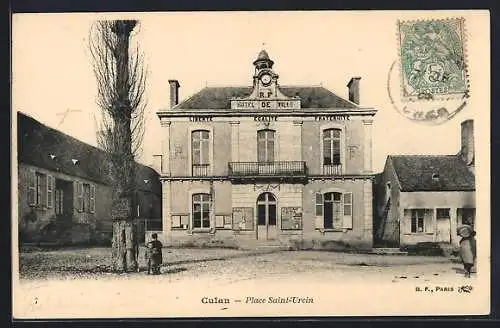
[[155, 50, 377, 249]]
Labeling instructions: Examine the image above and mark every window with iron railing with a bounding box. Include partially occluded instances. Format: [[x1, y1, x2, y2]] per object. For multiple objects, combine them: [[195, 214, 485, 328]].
[[257, 129, 275, 162], [191, 130, 210, 176], [322, 128, 342, 175]]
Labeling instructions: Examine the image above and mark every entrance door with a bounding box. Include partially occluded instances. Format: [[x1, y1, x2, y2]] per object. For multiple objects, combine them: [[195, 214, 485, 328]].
[[436, 218, 451, 242], [256, 192, 277, 240], [436, 208, 451, 243]]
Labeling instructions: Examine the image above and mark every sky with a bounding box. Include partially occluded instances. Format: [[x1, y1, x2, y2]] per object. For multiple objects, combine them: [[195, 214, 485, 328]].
[[12, 11, 489, 173]]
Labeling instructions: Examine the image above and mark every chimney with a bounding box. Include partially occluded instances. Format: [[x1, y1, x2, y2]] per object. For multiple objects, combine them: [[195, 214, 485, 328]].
[[168, 79, 180, 109], [460, 119, 474, 171], [347, 77, 361, 105]]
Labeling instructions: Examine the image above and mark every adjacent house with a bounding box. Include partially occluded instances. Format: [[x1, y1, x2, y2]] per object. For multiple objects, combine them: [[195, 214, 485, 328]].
[[17, 111, 162, 246], [155, 50, 377, 250], [374, 120, 475, 248]]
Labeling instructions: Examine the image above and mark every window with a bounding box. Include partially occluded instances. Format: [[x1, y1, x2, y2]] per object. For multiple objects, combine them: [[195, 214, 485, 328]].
[[46, 175, 54, 208], [458, 208, 475, 228], [315, 191, 353, 230], [257, 130, 275, 162], [192, 193, 211, 229], [256, 192, 277, 226], [191, 130, 210, 176], [55, 188, 64, 215], [35, 172, 47, 207], [76, 182, 94, 213], [411, 209, 425, 233], [436, 208, 450, 219], [323, 129, 341, 166], [90, 185, 96, 213]]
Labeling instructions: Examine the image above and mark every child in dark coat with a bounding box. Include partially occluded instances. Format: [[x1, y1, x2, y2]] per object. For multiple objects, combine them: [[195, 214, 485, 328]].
[[148, 233, 163, 275], [457, 225, 477, 278]]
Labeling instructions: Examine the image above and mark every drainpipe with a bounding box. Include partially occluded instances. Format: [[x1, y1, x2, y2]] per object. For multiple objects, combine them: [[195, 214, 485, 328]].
[[210, 180, 215, 232]]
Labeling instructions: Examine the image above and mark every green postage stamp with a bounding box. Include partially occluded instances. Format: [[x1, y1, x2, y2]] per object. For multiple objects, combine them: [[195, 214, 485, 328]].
[[398, 18, 469, 101]]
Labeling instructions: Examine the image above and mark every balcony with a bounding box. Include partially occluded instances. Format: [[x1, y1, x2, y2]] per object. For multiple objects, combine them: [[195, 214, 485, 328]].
[[322, 164, 342, 176], [228, 161, 307, 183], [192, 164, 210, 177]]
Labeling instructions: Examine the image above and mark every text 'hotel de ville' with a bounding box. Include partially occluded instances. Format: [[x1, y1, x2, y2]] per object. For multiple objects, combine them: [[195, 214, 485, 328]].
[[154, 50, 376, 249]]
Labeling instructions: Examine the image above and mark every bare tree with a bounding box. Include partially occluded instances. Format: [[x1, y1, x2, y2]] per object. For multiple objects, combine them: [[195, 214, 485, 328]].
[[89, 20, 147, 272]]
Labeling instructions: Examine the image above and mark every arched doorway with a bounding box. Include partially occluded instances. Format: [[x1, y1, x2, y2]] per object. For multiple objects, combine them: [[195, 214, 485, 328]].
[[256, 192, 277, 240]]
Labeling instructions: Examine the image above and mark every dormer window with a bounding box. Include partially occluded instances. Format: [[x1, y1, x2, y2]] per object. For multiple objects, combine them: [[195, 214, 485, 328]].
[[432, 173, 440, 181]]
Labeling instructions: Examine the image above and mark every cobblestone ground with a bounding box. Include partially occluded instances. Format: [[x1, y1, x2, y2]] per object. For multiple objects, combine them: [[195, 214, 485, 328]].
[[15, 248, 484, 318]]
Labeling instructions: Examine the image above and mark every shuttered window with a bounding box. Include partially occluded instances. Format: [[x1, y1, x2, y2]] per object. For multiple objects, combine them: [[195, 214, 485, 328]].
[[315, 191, 354, 230], [90, 184, 96, 213], [35, 172, 46, 207], [28, 170, 36, 206], [46, 175, 54, 208], [77, 182, 84, 212]]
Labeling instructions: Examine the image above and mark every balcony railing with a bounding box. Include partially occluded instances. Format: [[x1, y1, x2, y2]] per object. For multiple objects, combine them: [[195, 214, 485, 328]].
[[192, 164, 210, 177], [228, 161, 307, 179], [322, 164, 342, 176]]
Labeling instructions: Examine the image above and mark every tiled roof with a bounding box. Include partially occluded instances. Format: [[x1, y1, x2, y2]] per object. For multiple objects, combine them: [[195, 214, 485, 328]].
[[17, 112, 161, 195], [175, 86, 358, 110], [389, 155, 475, 192]]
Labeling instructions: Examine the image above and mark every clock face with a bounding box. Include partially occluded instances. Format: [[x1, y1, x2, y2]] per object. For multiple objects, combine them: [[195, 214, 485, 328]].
[[260, 74, 272, 85]]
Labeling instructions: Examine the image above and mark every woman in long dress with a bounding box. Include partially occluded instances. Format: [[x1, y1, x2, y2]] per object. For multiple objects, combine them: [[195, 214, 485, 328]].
[[457, 225, 476, 278]]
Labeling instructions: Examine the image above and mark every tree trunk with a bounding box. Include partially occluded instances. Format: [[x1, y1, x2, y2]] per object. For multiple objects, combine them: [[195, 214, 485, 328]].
[[112, 219, 138, 272], [111, 196, 138, 272]]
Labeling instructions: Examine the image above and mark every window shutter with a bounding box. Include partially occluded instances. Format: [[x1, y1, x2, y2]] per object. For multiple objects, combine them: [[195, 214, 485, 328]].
[[90, 184, 96, 213], [28, 170, 36, 206], [315, 193, 324, 229], [40, 175, 47, 208], [342, 192, 353, 229], [46, 175, 54, 208], [75, 182, 83, 212]]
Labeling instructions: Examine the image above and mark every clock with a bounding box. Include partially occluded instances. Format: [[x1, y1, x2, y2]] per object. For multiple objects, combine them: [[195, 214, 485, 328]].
[[260, 73, 272, 85]]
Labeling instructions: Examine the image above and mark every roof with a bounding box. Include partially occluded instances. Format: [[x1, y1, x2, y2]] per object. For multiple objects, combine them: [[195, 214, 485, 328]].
[[17, 112, 161, 195], [175, 86, 358, 110], [256, 50, 270, 61], [389, 155, 475, 192]]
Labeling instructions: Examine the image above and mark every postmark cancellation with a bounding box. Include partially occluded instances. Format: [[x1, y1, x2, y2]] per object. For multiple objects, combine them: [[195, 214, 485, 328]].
[[397, 18, 469, 101]]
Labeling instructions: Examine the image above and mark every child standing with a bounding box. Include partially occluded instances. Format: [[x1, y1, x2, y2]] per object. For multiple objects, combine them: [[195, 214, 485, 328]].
[[149, 233, 163, 275]]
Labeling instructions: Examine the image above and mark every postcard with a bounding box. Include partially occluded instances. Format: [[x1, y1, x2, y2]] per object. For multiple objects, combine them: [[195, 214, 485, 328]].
[[12, 10, 490, 318]]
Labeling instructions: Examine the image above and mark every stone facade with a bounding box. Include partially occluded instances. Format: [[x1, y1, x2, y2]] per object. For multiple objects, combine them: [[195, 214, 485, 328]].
[[17, 112, 162, 246], [155, 50, 377, 250], [374, 122, 476, 249]]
